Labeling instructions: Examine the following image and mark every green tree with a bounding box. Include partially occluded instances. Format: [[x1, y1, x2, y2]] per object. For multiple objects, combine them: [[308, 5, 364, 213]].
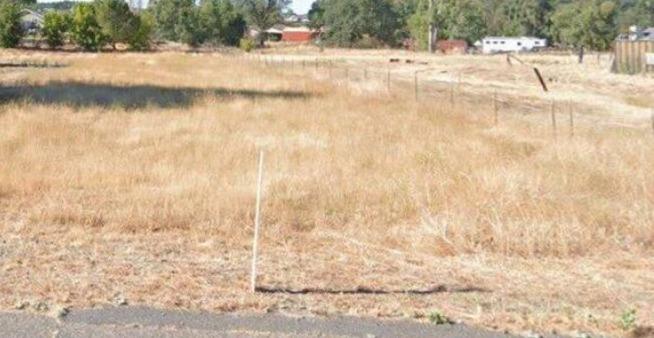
[[321, 0, 399, 47], [551, 0, 617, 50], [127, 12, 153, 50], [617, 0, 654, 31], [199, 0, 246, 46], [71, 3, 108, 51], [41, 11, 71, 48], [94, 0, 137, 49], [217, 0, 246, 46], [234, 0, 289, 45], [436, 0, 487, 43], [0, 0, 24, 48], [151, 0, 203, 46]]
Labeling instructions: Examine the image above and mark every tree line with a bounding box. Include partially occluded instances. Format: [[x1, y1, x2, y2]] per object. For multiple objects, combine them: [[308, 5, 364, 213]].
[[0, 0, 288, 50], [1, 0, 652, 51], [309, 0, 653, 50]]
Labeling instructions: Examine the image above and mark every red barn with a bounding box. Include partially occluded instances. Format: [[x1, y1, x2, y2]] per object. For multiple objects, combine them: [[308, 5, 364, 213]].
[[282, 27, 318, 43]]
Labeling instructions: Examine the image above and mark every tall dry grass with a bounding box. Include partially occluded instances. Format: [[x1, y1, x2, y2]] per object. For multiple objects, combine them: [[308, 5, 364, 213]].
[[1, 51, 653, 258]]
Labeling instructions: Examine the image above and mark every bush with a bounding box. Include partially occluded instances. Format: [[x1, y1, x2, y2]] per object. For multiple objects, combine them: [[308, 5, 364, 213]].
[[42, 12, 71, 49], [94, 0, 135, 49], [127, 13, 153, 51], [0, 1, 24, 48], [239, 37, 254, 52], [71, 3, 107, 51]]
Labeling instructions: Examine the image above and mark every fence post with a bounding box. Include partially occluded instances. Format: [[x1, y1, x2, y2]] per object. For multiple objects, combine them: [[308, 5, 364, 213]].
[[551, 100, 557, 139], [493, 91, 499, 125], [414, 71, 419, 101], [387, 69, 391, 92], [329, 61, 333, 79], [250, 150, 265, 293], [569, 104, 574, 138]]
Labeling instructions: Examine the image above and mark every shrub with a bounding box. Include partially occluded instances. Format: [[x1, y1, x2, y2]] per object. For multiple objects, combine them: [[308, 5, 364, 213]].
[[0, 1, 24, 48], [71, 3, 107, 51], [428, 310, 451, 325], [42, 12, 71, 49], [127, 13, 153, 51], [239, 37, 254, 52], [94, 0, 135, 49]]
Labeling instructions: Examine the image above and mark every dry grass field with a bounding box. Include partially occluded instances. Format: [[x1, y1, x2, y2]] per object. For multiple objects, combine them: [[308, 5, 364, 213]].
[[1, 48, 653, 337]]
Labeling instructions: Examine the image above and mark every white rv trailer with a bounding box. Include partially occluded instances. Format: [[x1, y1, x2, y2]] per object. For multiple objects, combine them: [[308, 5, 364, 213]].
[[481, 37, 547, 54]]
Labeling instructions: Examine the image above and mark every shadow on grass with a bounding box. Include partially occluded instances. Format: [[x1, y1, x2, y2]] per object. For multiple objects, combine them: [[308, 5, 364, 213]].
[[256, 285, 489, 295], [0, 81, 312, 110], [0, 62, 67, 68]]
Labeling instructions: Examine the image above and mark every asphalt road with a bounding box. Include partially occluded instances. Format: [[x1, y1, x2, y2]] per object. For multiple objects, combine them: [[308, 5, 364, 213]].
[[0, 306, 518, 338]]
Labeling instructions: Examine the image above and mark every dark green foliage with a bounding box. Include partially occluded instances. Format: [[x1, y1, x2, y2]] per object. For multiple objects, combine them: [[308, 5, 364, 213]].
[[321, 0, 400, 47], [200, 0, 246, 46], [71, 3, 108, 51], [42, 11, 71, 48], [550, 0, 618, 50], [127, 12, 153, 50], [94, 0, 137, 49], [151, 0, 203, 46], [0, 0, 24, 48]]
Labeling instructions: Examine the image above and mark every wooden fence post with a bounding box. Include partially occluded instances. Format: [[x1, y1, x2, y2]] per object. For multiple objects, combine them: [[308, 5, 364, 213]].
[[414, 71, 419, 101], [250, 150, 265, 293], [569, 104, 575, 138], [493, 91, 499, 125], [551, 100, 557, 139], [387, 69, 391, 93]]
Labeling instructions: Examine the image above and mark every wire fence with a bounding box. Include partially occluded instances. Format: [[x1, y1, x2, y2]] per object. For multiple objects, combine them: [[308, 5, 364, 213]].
[[242, 53, 654, 138]]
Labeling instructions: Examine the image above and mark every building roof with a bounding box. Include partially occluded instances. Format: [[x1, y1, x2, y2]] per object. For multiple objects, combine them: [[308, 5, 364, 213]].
[[483, 36, 545, 41]]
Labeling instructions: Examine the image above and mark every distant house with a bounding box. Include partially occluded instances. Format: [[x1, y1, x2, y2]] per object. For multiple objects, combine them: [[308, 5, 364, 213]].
[[617, 26, 654, 41], [20, 9, 44, 33], [480, 37, 546, 54], [281, 26, 318, 43], [265, 25, 285, 41]]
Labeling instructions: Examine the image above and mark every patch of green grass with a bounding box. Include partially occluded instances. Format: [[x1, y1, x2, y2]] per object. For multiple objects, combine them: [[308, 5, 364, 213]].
[[428, 310, 451, 325], [620, 309, 637, 331]]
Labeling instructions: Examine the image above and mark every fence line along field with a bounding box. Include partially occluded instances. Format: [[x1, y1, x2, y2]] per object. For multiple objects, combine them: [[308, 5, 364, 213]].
[[1, 50, 653, 337]]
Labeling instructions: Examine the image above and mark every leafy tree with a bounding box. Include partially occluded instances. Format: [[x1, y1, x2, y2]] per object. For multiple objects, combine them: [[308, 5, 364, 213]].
[[551, 0, 617, 51], [409, 0, 486, 49], [217, 0, 246, 46], [151, 0, 203, 46], [234, 0, 289, 45], [199, 0, 246, 46], [71, 3, 108, 51], [0, 0, 24, 48], [307, 0, 326, 30], [127, 12, 153, 50], [94, 0, 137, 49], [407, 0, 431, 50], [617, 0, 654, 31], [41, 11, 71, 48], [321, 0, 399, 47], [436, 0, 487, 43]]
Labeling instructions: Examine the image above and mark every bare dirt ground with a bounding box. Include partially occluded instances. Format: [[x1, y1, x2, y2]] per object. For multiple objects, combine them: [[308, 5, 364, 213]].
[[1, 48, 653, 338]]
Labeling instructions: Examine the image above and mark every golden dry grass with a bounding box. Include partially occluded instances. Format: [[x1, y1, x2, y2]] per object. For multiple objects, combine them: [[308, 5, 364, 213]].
[[1, 49, 653, 337]]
